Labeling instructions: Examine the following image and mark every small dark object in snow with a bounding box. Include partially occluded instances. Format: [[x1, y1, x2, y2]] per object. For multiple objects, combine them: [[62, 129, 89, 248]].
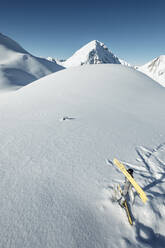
[[61, 116, 75, 121]]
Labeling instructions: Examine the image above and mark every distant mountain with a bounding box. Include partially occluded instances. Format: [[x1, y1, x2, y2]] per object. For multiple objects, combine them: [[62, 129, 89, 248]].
[[138, 55, 165, 87], [46, 57, 57, 63], [119, 59, 131, 67], [0, 33, 64, 90], [47, 57, 66, 66], [61, 40, 121, 68]]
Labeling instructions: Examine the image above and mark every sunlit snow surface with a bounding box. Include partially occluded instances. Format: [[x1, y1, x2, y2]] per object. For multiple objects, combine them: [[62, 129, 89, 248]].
[[0, 33, 64, 90], [0, 64, 165, 248]]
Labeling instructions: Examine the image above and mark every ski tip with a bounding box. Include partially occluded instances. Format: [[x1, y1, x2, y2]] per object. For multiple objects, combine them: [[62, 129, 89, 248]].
[[106, 159, 113, 165], [113, 158, 120, 164]]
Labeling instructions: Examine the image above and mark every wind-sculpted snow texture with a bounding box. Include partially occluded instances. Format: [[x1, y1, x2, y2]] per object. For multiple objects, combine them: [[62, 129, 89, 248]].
[[0, 64, 165, 248], [0, 33, 64, 90], [62, 40, 121, 67], [138, 55, 165, 87]]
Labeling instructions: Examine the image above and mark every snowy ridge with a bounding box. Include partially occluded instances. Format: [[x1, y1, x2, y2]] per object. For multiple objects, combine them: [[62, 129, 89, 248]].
[[0, 32, 28, 55], [47, 57, 66, 66], [46, 57, 57, 63], [138, 55, 165, 87], [0, 33, 64, 90], [62, 40, 121, 67], [119, 58, 131, 67], [0, 64, 165, 247]]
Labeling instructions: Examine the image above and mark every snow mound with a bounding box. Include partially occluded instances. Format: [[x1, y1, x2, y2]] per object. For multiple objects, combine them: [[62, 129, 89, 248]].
[[62, 40, 120, 67], [138, 55, 165, 87], [0, 33, 64, 91], [0, 64, 165, 248]]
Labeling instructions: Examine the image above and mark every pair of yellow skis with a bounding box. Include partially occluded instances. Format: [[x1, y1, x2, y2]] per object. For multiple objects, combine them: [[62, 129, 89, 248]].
[[113, 158, 148, 225]]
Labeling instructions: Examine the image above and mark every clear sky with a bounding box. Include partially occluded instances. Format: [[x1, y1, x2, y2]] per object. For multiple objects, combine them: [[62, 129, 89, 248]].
[[1, 0, 165, 65]]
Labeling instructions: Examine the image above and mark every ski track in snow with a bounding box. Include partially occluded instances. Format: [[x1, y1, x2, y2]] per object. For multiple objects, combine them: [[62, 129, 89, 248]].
[[103, 143, 165, 248]]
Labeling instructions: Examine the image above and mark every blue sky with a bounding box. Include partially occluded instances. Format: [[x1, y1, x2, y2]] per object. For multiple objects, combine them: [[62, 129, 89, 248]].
[[1, 0, 165, 65]]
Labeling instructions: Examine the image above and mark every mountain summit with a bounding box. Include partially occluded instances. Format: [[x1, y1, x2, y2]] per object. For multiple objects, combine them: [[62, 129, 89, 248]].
[[62, 40, 121, 67], [138, 55, 165, 87]]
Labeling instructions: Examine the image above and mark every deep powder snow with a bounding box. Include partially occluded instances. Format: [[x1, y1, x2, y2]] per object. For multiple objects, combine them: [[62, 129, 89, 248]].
[[0, 65, 165, 248]]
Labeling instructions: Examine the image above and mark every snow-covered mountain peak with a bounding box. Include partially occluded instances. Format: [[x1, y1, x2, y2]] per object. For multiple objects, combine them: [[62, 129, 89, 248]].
[[138, 55, 165, 87], [158, 54, 165, 60], [148, 55, 165, 69], [81, 40, 107, 50], [88, 39, 101, 45], [73, 40, 109, 58], [62, 40, 121, 67]]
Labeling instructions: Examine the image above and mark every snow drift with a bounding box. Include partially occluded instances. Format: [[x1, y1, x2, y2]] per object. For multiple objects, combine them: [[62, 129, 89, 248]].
[[0, 33, 64, 90], [0, 64, 165, 248]]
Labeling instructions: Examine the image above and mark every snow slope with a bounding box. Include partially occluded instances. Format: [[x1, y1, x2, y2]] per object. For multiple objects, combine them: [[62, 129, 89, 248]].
[[0, 64, 165, 248], [0, 33, 64, 90], [61, 40, 120, 67], [138, 55, 165, 87]]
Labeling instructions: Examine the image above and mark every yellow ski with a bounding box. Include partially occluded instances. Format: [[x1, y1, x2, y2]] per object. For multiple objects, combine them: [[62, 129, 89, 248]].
[[117, 184, 133, 225], [124, 200, 133, 225], [113, 158, 148, 204]]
